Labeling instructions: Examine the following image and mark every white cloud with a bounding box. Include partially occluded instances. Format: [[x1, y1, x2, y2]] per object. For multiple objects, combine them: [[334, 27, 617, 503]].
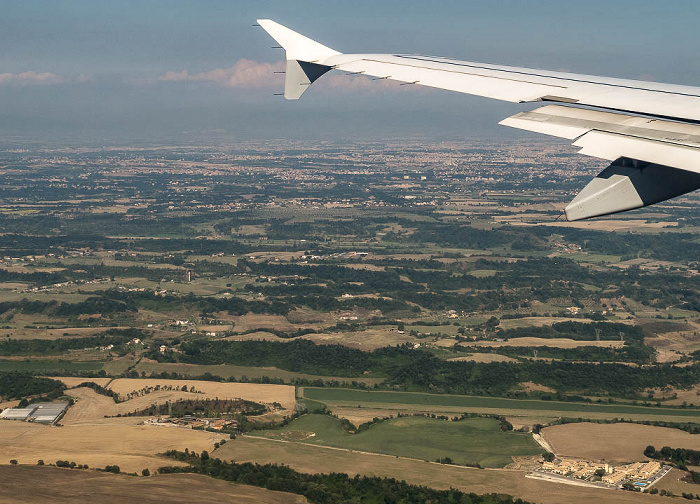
[[158, 58, 284, 89], [0, 71, 64, 86], [158, 58, 424, 94]]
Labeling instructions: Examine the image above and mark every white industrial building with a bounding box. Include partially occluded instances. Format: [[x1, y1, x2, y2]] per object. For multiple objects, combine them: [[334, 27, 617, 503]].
[[0, 402, 68, 424]]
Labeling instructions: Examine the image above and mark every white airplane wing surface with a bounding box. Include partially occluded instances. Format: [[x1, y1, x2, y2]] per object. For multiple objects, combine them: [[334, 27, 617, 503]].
[[257, 19, 700, 221]]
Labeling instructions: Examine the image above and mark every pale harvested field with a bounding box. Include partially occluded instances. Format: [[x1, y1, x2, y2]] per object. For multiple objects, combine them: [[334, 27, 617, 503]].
[[1, 380, 295, 473], [59, 385, 291, 426], [542, 422, 700, 462], [305, 329, 417, 350], [655, 468, 700, 497], [498, 317, 594, 329], [197, 324, 234, 333], [107, 379, 297, 410], [518, 381, 556, 394], [343, 263, 386, 271], [246, 251, 303, 261], [447, 354, 519, 363], [0, 400, 20, 410], [230, 314, 304, 332], [646, 330, 700, 358], [63, 387, 226, 423], [431, 337, 461, 348], [223, 330, 290, 342], [330, 407, 410, 426], [652, 348, 685, 364], [540, 219, 676, 232], [470, 337, 625, 349], [0, 416, 219, 473], [216, 436, 669, 504], [52, 377, 113, 388], [0, 282, 29, 290], [0, 466, 307, 504]]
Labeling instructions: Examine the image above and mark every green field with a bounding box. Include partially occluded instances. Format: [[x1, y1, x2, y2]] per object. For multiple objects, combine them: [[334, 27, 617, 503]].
[[251, 413, 541, 468], [302, 388, 700, 421], [0, 359, 104, 373]]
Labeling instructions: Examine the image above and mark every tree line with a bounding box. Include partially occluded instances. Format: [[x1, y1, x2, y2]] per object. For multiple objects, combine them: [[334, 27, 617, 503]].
[[159, 450, 533, 504]]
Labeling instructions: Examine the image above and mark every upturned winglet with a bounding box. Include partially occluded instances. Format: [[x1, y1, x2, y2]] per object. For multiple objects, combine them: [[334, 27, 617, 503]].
[[257, 19, 341, 99]]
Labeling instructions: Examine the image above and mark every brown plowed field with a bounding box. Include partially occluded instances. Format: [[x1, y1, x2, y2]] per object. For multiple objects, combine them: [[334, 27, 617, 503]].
[[0, 466, 307, 504]]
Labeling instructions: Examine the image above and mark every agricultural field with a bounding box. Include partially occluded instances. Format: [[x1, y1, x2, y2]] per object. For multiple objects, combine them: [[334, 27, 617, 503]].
[[106, 378, 296, 410], [251, 413, 541, 468], [542, 422, 700, 462], [216, 435, 670, 504], [301, 388, 700, 423], [466, 338, 625, 349], [0, 415, 219, 473], [652, 468, 700, 498], [0, 140, 699, 504], [0, 466, 307, 504], [0, 360, 104, 373], [0, 380, 297, 473]]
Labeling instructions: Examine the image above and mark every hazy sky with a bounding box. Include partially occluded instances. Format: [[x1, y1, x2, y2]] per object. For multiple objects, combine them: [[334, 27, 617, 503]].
[[2, 0, 700, 144]]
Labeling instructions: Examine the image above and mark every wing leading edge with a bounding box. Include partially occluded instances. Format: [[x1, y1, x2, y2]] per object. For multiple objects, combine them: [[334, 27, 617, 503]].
[[257, 19, 700, 220]]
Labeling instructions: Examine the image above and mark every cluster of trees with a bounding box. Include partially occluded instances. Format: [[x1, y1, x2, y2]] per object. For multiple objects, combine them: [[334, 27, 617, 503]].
[[496, 322, 643, 341], [0, 296, 136, 318], [0, 334, 132, 357], [644, 445, 700, 468], [127, 398, 267, 418], [0, 372, 65, 401], [159, 450, 533, 504], [461, 342, 654, 364], [243, 250, 699, 317], [175, 340, 700, 399], [56, 460, 88, 469], [388, 221, 700, 263], [178, 339, 389, 376], [101, 289, 291, 319]]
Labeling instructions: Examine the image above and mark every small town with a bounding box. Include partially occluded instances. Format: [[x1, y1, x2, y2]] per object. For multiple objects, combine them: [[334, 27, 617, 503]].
[[537, 457, 671, 490]]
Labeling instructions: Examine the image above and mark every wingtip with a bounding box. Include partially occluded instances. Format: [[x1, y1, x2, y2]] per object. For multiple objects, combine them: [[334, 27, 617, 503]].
[[255, 18, 340, 63]]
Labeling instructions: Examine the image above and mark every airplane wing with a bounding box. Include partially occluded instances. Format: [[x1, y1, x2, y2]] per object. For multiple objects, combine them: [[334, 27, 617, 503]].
[[257, 19, 700, 221]]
